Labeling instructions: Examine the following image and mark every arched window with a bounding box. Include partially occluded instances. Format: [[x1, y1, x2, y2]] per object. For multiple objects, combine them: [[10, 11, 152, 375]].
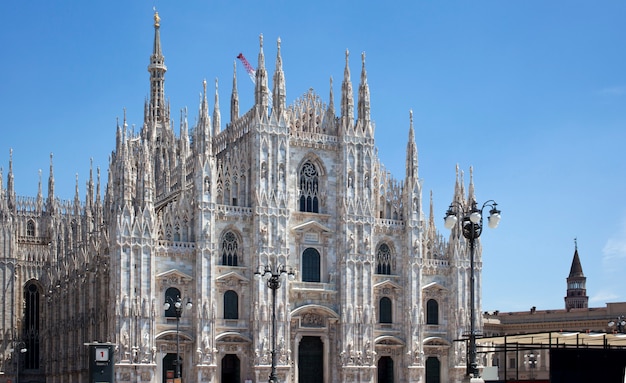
[[224, 290, 239, 320], [302, 248, 320, 282], [299, 162, 320, 213], [221, 231, 240, 266], [376, 243, 392, 275], [23, 282, 40, 369], [26, 220, 35, 237], [164, 287, 181, 318], [379, 297, 392, 323], [426, 299, 439, 325]]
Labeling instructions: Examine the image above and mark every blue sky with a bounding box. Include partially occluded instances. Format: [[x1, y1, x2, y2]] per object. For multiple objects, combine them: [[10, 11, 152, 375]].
[[1, 1, 625, 312]]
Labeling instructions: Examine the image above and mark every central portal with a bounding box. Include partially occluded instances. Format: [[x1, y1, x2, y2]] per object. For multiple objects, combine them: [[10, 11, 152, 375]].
[[298, 336, 323, 383]]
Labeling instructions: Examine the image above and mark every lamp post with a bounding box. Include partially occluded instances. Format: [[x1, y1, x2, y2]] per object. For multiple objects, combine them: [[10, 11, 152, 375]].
[[255, 264, 295, 383], [444, 199, 501, 380], [164, 295, 192, 381], [524, 350, 539, 380], [608, 315, 626, 333]]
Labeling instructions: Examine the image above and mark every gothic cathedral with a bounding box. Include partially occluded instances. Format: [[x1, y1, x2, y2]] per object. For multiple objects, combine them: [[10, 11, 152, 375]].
[[0, 12, 484, 383]]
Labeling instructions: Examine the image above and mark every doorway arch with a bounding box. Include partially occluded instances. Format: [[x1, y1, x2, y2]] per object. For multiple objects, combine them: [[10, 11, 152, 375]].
[[377, 356, 394, 383], [221, 354, 241, 383], [162, 353, 182, 382], [298, 336, 323, 383], [425, 356, 441, 383]]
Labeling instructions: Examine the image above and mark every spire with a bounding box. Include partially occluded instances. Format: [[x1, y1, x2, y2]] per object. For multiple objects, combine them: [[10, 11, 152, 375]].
[[7, 149, 15, 211], [96, 166, 101, 210], [180, 107, 190, 156], [47, 152, 55, 205], [36, 169, 43, 211], [565, 238, 588, 309], [73, 173, 80, 214], [196, 79, 211, 156], [231, 60, 239, 122], [468, 166, 475, 204], [0, 167, 4, 211], [254, 34, 269, 114], [87, 158, 95, 211], [357, 51, 371, 131], [340, 49, 354, 125], [213, 78, 221, 135], [568, 239, 584, 278], [148, 10, 168, 126], [405, 110, 418, 182], [328, 76, 335, 115], [272, 37, 286, 118]]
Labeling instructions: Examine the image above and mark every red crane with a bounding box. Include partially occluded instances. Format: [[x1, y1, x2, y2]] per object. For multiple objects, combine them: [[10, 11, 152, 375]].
[[236, 52, 273, 106], [236, 53, 256, 84]]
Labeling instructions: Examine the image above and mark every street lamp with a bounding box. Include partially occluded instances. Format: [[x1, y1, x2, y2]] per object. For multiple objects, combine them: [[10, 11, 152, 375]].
[[608, 315, 626, 333], [164, 295, 192, 381], [255, 264, 295, 383], [524, 350, 539, 380], [444, 199, 501, 380]]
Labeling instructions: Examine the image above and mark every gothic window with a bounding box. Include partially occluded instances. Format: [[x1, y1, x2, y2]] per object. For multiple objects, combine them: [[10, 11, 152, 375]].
[[174, 223, 181, 242], [379, 297, 392, 323], [299, 162, 320, 213], [224, 290, 239, 320], [426, 299, 439, 325], [26, 220, 35, 237], [23, 282, 40, 369], [164, 287, 181, 318], [302, 248, 320, 282], [376, 243, 392, 275], [221, 231, 240, 266]]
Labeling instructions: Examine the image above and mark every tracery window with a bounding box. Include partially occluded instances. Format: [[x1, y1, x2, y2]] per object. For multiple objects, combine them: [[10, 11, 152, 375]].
[[221, 231, 240, 266], [376, 243, 392, 275], [299, 162, 320, 213], [23, 282, 40, 369], [26, 220, 35, 237]]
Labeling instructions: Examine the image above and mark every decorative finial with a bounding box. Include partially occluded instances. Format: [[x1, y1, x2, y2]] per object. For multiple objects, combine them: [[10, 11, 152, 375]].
[[259, 34, 264, 48], [574, 237, 578, 250], [153, 9, 160, 28], [410, 109, 413, 123], [345, 49, 349, 63], [362, 51, 366, 64], [203, 79, 207, 93]]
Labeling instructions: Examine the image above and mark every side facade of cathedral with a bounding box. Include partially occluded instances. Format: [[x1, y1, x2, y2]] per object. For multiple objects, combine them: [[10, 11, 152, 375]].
[[0, 13, 484, 383]]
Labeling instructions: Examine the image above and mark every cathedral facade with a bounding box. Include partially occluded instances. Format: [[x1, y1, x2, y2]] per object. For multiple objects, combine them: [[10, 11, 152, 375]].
[[0, 12, 484, 383]]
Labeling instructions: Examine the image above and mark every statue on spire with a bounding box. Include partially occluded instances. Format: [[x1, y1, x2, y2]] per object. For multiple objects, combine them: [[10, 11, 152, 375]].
[[153, 10, 160, 27]]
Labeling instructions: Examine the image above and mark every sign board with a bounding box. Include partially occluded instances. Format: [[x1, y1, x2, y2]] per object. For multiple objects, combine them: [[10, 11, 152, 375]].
[[87, 343, 115, 383]]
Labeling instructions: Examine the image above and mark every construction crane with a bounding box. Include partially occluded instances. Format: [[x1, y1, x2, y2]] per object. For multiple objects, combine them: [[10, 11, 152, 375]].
[[236, 53, 256, 84], [236, 52, 273, 106]]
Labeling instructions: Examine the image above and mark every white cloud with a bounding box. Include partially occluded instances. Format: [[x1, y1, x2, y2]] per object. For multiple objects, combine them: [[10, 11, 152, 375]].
[[590, 290, 621, 305], [602, 237, 626, 262], [602, 220, 626, 264], [597, 85, 626, 96]]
